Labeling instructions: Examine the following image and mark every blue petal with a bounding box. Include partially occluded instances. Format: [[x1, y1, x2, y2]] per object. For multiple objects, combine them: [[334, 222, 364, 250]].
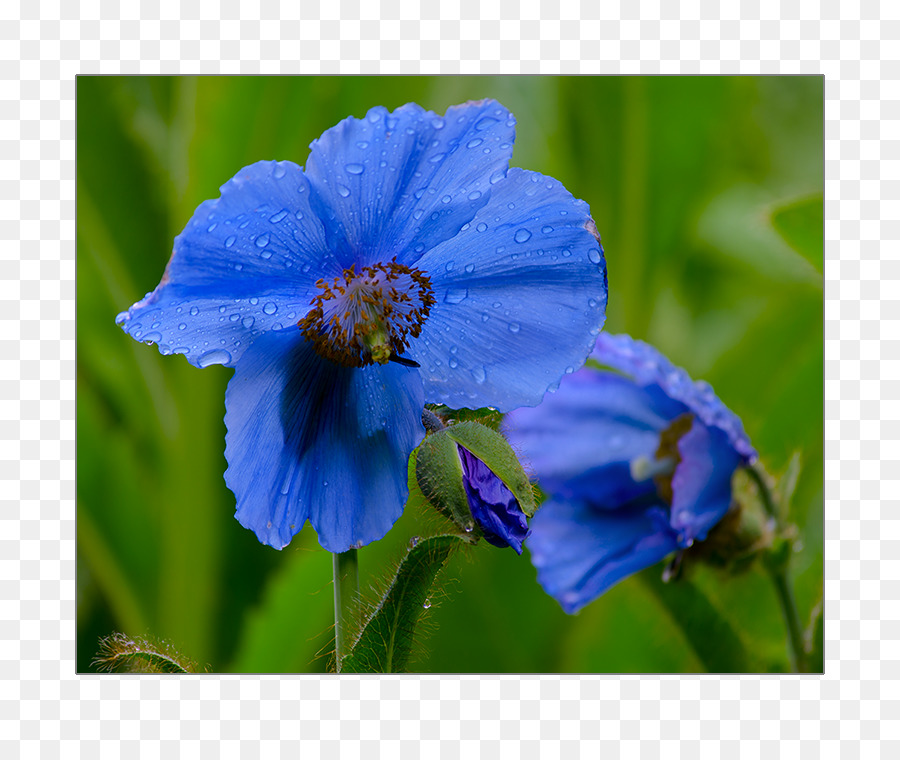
[[224, 328, 425, 552], [303, 100, 516, 268], [592, 333, 757, 462], [669, 421, 743, 544], [502, 370, 685, 496], [458, 445, 530, 553], [528, 497, 677, 614], [117, 161, 336, 369], [407, 168, 608, 411]]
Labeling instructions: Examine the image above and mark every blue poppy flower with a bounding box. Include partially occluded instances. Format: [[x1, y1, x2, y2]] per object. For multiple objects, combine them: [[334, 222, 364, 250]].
[[502, 333, 756, 613], [116, 100, 607, 553], [457, 445, 530, 553]]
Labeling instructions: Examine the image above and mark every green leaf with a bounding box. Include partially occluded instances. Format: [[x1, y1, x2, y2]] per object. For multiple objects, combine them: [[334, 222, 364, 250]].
[[415, 432, 476, 532], [92, 632, 204, 674], [340, 535, 464, 673], [770, 194, 824, 272], [641, 569, 763, 673]]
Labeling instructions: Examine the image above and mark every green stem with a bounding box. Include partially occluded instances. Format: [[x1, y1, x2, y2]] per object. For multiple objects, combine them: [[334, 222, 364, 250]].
[[332, 549, 359, 673], [767, 561, 807, 673], [748, 464, 807, 672]]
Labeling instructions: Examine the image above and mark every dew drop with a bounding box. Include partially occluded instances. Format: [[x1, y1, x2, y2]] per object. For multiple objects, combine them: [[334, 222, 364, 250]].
[[142, 331, 162, 344], [428, 152, 447, 163], [476, 222, 488, 232], [444, 288, 468, 304], [249, 297, 259, 305], [225, 235, 236, 248], [422, 599, 432, 609], [263, 302, 278, 315], [207, 222, 217, 232], [242, 316, 255, 329], [514, 228, 532, 243], [255, 234, 270, 248], [190, 306, 200, 316], [178, 323, 186, 331], [269, 210, 288, 223], [198, 349, 232, 367], [467, 190, 482, 201], [441, 194, 452, 204], [229, 313, 240, 322], [471, 366, 486, 384], [445, 261, 456, 272], [238, 219, 250, 229], [481, 312, 489, 322], [475, 116, 498, 131], [449, 357, 458, 369], [356, 140, 369, 149], [464, 263, 475, 273], [273, 164, 286, 179], [337, 184, 351, 198], [466, 138, 483, 148], [115, 312, 127, 325], [345, 163, 364, 175], [409, 536, 420, 548], [235, 263, 243, 271], [588, 248, 603, 264], [541, 225, 553, 234], [508, 322, 520, 333]]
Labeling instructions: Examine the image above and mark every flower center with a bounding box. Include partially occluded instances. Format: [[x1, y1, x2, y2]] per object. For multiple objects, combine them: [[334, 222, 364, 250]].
[[299, 260, 435, 368]]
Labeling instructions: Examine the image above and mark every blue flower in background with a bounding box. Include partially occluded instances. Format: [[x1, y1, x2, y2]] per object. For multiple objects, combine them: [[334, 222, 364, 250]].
[[117, 100, 607, 553], [458, 445, 530, 553], [503, 333, 756, 613]]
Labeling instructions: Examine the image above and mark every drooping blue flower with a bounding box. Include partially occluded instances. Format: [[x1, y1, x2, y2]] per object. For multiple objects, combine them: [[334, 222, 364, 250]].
[[457, 445, 530, 553], [117, 100, 608, 553], [502, 333, 756, 613]]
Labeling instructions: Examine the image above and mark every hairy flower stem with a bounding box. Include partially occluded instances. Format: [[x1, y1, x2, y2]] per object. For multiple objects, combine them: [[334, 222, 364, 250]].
[[748, 465, 807, 672], [333, 549, 359, 673]]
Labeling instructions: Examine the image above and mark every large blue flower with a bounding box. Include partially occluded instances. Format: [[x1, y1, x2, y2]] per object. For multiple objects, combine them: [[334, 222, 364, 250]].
[[503, 333, 755, 613], [117, 100, 607, 553]]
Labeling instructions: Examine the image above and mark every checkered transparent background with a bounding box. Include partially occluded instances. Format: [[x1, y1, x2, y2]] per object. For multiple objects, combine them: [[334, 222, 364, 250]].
[[1, 0, 894, 756]]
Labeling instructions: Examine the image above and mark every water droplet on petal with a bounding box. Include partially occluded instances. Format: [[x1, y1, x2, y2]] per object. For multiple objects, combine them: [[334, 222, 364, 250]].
[[269, 210, 288, 223], [242, 316, 255, 329], [356, 140, 369, 149], [449, 357, 458, 368], [337, 184, 351, 198], [198, 349, 232, 367], [444, 288, 468, 304], [466, 138, 483, 148], [475, 116, 498, 131], [467, 190, 482, 201], [441, 194, 452, 204], [508, 322, 520, 333], [476, 222, 487, 232], [471, 366, 486, 384], [588, 248, 603, 264], [190, 306, 200, 316], [178, 323, 186, 330], [541, 225, 553, 234], [229, 313, 240, 322], [345, 163, 364, 175], [273, 164, 286, 179], [514, 228, 532, 243], [255, 234, 270, 248], [263, 302, 278, 315], [464, 263, 475, 273], [249, 297, 259, 305], [428, 152, 446, 164], [225, 235, 236, 248], [235, 263, 243, 271], [445, 261, 456, 272], [207, 222, 217, 232]]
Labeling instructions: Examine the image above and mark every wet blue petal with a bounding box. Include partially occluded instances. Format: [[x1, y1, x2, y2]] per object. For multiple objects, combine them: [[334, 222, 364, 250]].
[[528, 497, 677, 614], [458, 445, 529, 553], [304, 100, 516, 268], [669, 421, 743, 544], [503, 369, 686, 494], [592, 333, 756, 462], [408, 168, 608, 411], [116, 161, 333, 368], [224, 328, 425, 552]]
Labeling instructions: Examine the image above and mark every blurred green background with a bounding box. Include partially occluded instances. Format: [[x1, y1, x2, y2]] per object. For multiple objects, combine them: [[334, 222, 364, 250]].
[[77, 76, 823, 673]]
